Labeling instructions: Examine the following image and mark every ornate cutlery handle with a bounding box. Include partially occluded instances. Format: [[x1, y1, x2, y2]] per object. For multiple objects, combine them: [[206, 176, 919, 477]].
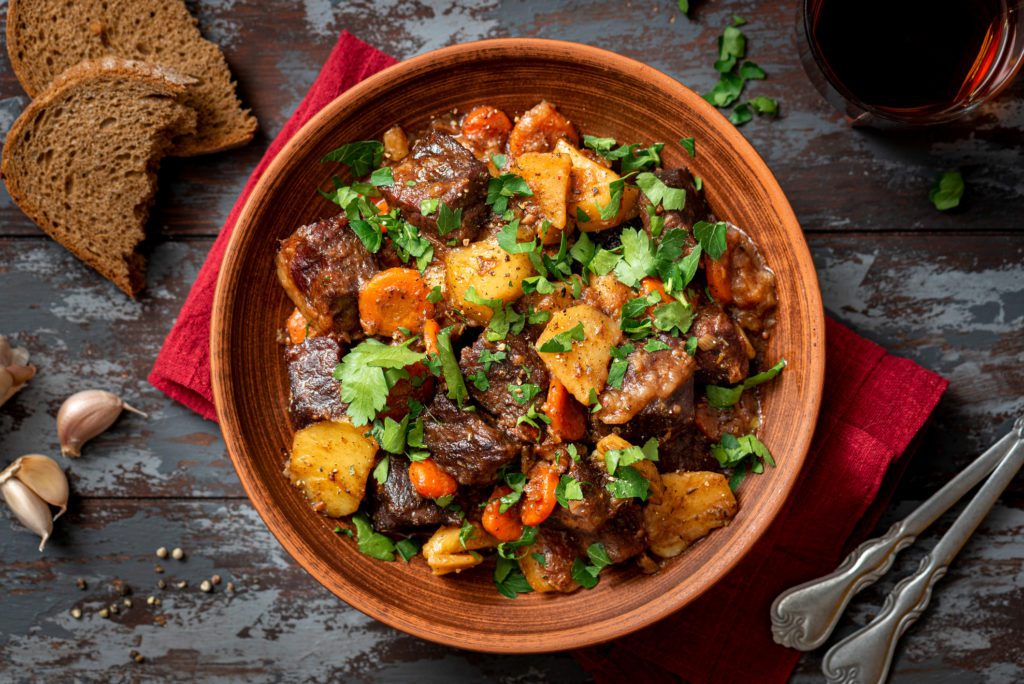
[[770, 421, 1020, 651], [822, 419, 1024, 684]]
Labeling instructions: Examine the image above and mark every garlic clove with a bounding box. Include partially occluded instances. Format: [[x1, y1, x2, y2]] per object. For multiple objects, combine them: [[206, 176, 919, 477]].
[[0, 335, 35, 408], [57, 389, 148, 458], [3, 455, 69, 520], [1, 477, 54, 552]]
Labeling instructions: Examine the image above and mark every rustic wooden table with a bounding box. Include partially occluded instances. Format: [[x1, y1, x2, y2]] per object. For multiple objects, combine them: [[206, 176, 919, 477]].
[[1, 1, 1022, 681]]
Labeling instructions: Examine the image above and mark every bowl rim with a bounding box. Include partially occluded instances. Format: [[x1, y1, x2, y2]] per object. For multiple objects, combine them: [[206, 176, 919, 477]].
[[212, 36, 825, 653]]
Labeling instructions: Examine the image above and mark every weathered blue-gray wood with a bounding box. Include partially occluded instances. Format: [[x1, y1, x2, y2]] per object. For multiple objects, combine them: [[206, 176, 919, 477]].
[[1, 0, 1022, 681]]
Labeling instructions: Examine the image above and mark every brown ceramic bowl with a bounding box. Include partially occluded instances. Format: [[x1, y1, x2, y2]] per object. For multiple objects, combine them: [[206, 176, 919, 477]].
[[212, 38, 825, 653]]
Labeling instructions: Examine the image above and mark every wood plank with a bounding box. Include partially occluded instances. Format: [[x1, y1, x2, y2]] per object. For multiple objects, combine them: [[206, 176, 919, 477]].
[[2, 0, 1022, 239]]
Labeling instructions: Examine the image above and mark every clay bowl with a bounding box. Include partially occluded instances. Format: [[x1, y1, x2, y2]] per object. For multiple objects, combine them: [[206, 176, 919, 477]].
[[212, 38, 824, 653]]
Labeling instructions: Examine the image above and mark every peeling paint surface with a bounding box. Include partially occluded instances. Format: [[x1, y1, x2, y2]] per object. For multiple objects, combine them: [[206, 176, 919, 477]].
[[0, 0, 1022, 681]]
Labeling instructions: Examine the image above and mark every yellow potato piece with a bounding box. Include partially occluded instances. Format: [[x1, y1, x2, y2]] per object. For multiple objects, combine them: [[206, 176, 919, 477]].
[[444, 240, 534, 325], [555, 139, 639, 232], [536, 304, 621, 404], [286, 420, 378, 517], [422, 523, 497, 575], [513, 151, 572, 244], [643, 471, 738, 558]]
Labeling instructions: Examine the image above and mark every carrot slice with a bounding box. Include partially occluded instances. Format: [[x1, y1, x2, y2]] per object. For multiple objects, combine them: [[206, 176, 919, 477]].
[[541, 378, 586, 442], [408, 459, 457, 499], [461, 106, 513, 145], [358, 268, 434, 337], [286, 308, 309, 345], [640, 276, 669, 318], [423, 319, 440, 355], [482, 485, 524, 542], [520, 463, 559, 526]]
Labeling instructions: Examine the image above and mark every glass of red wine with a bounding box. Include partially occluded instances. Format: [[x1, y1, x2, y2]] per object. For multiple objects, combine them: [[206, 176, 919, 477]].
[[801, 0, 1024, 126]]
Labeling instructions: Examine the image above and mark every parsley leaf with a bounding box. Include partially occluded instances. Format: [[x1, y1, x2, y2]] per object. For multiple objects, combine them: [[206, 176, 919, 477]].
[[458, 519, 476, 548], [711, 432, 776, 490], [750, 95, 779, 115], [739, 61, 767, 80], [435, 328, 469, 408], [437, 202, 463, 236], [389, 219, 434, 272], [706, 358, 787, 408], [369, 166, 394, 187], [685, 336, 699, 356], [606, 465, 650, 500], [499, 471, 527, 513], [497, 220, 537, 254], [419, 198, 439, 216], [583, 135, 617, 153], [539, 322, 586, 353], [636, 173, 686, 211], [589, 248, 622, 276], [335, 340, 425, 426], [606, 344, 635, 389], [508, 383, 542, 405], [680, 137, 696, 158], [478, 348, 507, 372], [693, 220, 728, 260], [653, 299, 694, 335], [618, 143, 665, 174], [597, 176, 629, 220], [322, 141, 384, 177], [613, 228, 657, 287], [571, 542, 612, 589], [372, 455, 390, 486], [555, 475, 585, 508], [496, 525, 538, 559], [930, 170, 964, 211], [704, 72, 746, 107], [427, 285, 443, 303], [645, 338, 671, 352], [352, 513, 396, 561], [467, 370, 489, 391], [395, 538, 420, 562], [487, 173, 534, 214], [569, 230, 596, 270], [495, 556, 533, 599], [349, 219, 384, 253], [729, 103, 754, 126]]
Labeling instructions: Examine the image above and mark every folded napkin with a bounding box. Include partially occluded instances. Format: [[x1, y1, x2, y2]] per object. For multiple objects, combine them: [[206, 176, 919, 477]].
[[149, 32, 949, 681]]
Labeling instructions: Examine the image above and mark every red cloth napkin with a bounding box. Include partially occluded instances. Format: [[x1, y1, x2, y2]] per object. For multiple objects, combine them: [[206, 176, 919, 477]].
[[149, 32, 949, 682]]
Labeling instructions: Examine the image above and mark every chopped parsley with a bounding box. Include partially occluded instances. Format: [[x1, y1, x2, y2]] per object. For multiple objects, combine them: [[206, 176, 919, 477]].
[[369, 166, 394, 187], [652, 298, 695, 336], [322, 140, 383, 177], [395, 538, 420, 562], [458, 519, 476, 548], [508, 383, 542, 405], [636, 173, 686, 211], [644, 338, 671, 352], [495, 556, 533, 598], [419, 198, 439, 216], [434, 328, 469, 409], [596, 175, 630, 220], [351, 513, 396, 561], [487, 173, 534, 213], [372, 455, 390, 486], [706, 358, 787, 408], [467, 370, 489, 391], [606, 343, 635, 389], [478, 348, 507, 372], [693, 220, 728, 260], [426, 285, 443, 303], [334, 339, 424, 426], [436, 202, 463, 236], [497, 220, 536, 254], [680, 137, 696, 158], [496, 525, 538, 559], [930, 170, 964, 211], [571, 543, 612, 589], [555, 475, 584, 508], [711, 432, 776, 490], [539, 322, 586, 353]]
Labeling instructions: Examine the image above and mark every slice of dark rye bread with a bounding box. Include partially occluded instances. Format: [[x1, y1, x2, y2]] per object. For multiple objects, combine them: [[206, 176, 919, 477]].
[[6, 0, 257, 157], [0, 58, 197, 296]]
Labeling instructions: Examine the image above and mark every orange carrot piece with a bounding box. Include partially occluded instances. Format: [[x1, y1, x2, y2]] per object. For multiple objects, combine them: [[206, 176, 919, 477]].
[[358, 268, 434, 337], [408, 459, 457, 499], [286, 308, 309, 345], [482, 485, 524, 542], [640, 276, 669, 317], [423, 319, 440, 355], [461, 106, 513, 145], [520, 463, 559, 526], [705, 252, 733, 305], [541, 378, 586, 442], [373, 196, 390, 214]]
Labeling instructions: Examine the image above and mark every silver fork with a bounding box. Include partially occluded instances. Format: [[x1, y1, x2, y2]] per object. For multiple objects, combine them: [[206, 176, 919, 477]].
[[769, 415, 1024, 682]]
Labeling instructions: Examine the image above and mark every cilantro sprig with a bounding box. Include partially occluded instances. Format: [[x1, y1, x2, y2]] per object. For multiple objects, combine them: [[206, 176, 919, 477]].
[[703, 19, 779, 126], [334, 340, 425, 426], [322, 140, 384, 177], [706, 358, 787, 408], [711, 432, 776, 490], [351, 513, 396, 561], [571, 543, 612, 589]]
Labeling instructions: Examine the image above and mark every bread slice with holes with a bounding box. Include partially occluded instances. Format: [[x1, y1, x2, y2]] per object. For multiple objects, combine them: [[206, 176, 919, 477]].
[[6, 0, 257, 156], [0, 58, 197, 296]]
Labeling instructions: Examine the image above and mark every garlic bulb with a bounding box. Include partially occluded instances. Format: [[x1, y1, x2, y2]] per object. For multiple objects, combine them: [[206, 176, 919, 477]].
[[57, 389, 148, 457], [0, 335, 36, 408], [0, 454, 69, 552]]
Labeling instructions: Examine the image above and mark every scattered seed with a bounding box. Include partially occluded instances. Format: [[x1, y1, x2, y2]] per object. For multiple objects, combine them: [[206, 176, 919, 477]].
[[175, 580, 188, 589], [134, 653, 145, 664], [210, 574, 221, 585], [154, 598, 162, 607], [200, 580, 212, 593], [156, 547, 168, 559], [157, 580, 166, 590], [154, 564, 164, 574], [75, 578, 87, 590], [226, 582, 235, 594], [98, 608, 110, 619], [70, 607, 82, 619], [109, 604, 119, 615], [146, 596, 156, 606], [171, 547, 184, 560], [154, 615, 167, 627], [112, 579, 130, 595], [123, 598, 132, 608]]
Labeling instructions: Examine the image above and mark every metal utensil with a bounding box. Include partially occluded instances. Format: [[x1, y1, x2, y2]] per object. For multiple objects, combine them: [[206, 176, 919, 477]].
[[821, 417, 1024, 683], [770, 416, 1024, 652]]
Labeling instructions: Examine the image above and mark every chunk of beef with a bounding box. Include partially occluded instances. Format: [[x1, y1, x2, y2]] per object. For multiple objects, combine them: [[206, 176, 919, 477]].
[[422, 392, 522, 486], [691, 303, 750, 385], [721, 225, 778, 335], [285, 336, 346, 429], [460, 333, 549, 442], [694, 391, 761, 443], [639, 167, 711, 238], [524, 528, 580, 593], [575, 503, 646, 564], [581, 273, 632, 319], [380, 131, 490, 246], [371, 457, 460, 533], [276, 214, 378, 339], [548, 450, 623, 534], [657, 427, 722, 474], [597, 333, 696, 427]]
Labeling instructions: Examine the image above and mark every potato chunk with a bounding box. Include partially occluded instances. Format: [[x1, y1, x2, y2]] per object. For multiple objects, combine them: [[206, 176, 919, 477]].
[[513, 152, 572, 244], [643, 471, 738, 558], [536, 304, 621, 404], [444, 240, 534, 325], [422, 523, 497, 575], [287, 420, 378, 517], [555, 139, 639, 232]]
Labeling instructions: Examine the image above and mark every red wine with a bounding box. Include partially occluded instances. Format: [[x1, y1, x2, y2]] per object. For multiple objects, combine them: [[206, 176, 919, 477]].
[[807, 0, 1009, 113]]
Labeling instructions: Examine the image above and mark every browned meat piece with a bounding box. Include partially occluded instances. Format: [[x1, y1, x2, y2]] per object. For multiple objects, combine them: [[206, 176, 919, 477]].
[[575, 503, 647, 564], [507, 101, 579, 156], [548, 450, 624, 534], [460, 333, 549, 442], [691, 303, 750, 385], [380, 131, 490, 246], [276, 214, 378, 339], [639, 167, 711, 238], [370, 456, 461, 533], [523, 527, 581, 593], [657, 427, 722, 473], [421, 392, 522, 486], [724, 226, 778, 334], [694, 391, 762, 443], [581, 273, 632, 319], [285, 336, 346, 429], [597, 333, 696, 426]]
